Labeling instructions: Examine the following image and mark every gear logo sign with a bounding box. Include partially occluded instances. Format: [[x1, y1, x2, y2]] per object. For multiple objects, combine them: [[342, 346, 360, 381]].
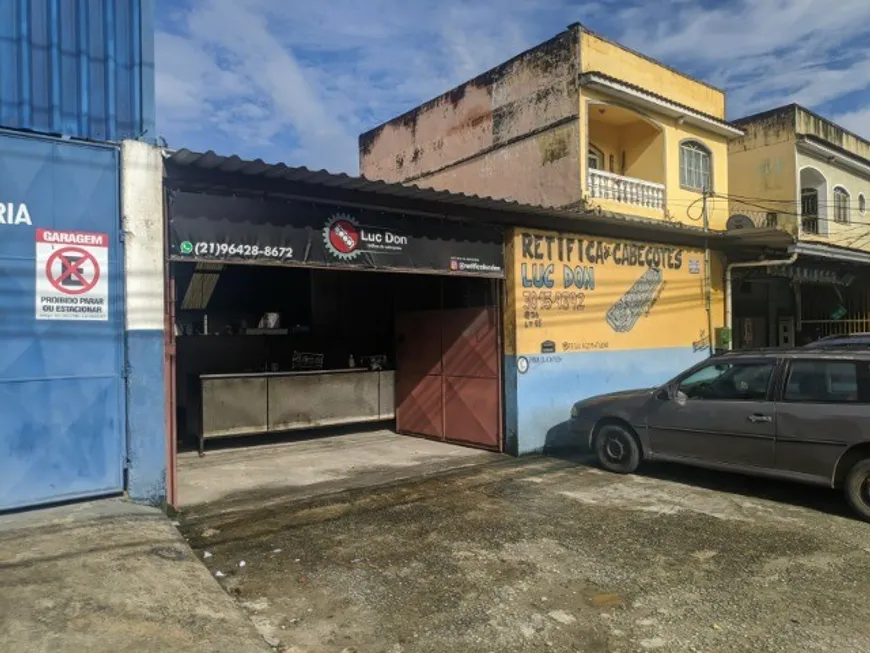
[[323, 213, 361, 260]]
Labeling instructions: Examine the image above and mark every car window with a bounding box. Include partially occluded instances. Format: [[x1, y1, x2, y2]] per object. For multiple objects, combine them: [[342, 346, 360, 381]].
[[783, 360, 870, 403], [678, 361, 775, 401]]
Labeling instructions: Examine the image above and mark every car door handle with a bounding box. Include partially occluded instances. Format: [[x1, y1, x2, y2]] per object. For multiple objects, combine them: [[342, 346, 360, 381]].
[[748, 414, 772, 423]]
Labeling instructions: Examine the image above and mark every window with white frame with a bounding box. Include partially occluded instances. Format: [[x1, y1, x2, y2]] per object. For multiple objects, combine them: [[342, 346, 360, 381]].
[[680, 141, 711, 192], [588, 145, 603, 171], [834, 186, 850, 224], [860, 193, 867, 216]]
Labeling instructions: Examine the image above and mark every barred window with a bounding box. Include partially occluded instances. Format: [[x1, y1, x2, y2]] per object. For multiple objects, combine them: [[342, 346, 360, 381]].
[[834, 187, 850, 224], [680, 141, 711, 192]]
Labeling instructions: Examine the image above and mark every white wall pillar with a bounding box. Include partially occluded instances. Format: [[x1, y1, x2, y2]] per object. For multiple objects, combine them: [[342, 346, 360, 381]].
[[121, 140, 166, 505]]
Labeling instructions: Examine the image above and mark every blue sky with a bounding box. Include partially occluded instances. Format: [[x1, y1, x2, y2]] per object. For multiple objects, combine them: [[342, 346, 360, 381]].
[[155, 0, 870, 174]]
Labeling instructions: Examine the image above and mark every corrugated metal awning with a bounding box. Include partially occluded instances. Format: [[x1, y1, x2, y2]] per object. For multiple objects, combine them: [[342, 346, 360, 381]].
[[721, 227, 795, 251], [180, 263, 224, 310], [163, 148, 740, 248], [790, 241, 870, 266]]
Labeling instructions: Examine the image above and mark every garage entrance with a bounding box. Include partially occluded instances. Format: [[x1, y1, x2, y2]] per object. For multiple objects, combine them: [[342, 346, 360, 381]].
[[396, 305, 500, 448], [0, 133, 126, 512], [165, 178, 505, 507]]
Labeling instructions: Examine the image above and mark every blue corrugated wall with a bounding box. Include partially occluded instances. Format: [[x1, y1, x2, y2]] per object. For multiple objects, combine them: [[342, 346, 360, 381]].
[[0, 130, 127, 510], [0, 0, 155, 142]]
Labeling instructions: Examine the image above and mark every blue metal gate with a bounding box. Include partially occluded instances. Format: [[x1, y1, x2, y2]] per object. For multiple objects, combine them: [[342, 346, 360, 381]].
[[0, 131, 125, 511]]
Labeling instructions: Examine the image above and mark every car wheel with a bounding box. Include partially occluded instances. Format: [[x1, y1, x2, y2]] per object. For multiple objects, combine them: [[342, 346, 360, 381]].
[[594, 423, 641, 474], [844, 459, 870, 522]]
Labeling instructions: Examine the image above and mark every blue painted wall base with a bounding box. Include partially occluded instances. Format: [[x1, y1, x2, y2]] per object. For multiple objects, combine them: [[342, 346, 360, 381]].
[[507, 347, 708, 454], [125, 329, 165, 505]]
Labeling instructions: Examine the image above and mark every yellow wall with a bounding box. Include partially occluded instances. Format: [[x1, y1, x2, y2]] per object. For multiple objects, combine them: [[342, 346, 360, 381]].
[[728, 140, 798, 234], [579, 30, 725, 119], [580, 90, 731, 229], [508, 227, 717, 355], [589, 118, 663, 183], [666, 119, 731, 230], [588, 119, 621, 171], [623, 121, 664, 183], [728, 109, 870, 246]]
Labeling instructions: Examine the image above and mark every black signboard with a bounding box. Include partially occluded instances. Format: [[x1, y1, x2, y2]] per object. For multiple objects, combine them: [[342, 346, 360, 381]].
[[739, 264, 856, 287], [168, 191, 504, 277]]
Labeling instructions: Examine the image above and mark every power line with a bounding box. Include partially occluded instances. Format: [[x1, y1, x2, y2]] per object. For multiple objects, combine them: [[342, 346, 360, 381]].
[[727, 199, 869, 218], [827, 226, 870, 248], [713, 192, 870, 227], [716, 191, 868, 216], [587, 190, 870, 243], [590, 188, 867, 207], [591, 192, 868, 213], [648, 191, 869, 218], [692, 193, 870, 249], [726, 191, 868, 206], [826, 227, 870, 245], [599, 197, 870, 225], [836, 233, 870, 250]]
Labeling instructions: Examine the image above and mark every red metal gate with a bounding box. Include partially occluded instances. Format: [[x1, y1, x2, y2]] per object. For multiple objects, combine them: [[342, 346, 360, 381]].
[[443, 307, 500, 449], [395, 310, 444, 439], [164, 274, 178, 508], [395, 305, 501, 450]]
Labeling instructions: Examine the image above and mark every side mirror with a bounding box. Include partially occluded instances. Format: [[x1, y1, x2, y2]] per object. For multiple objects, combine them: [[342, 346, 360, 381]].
[[656, 386, 671, 401]]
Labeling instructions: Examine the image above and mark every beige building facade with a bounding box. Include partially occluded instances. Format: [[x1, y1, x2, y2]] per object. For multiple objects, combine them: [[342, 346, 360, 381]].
[[729, 105, 870, 344]]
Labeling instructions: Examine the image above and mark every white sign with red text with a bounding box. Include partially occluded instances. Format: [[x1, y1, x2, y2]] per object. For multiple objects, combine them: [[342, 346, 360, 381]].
[[35, 229, 109, 321]]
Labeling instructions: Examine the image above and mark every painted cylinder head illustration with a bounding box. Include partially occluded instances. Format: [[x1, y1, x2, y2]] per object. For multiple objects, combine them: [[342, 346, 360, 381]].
[[606, 266, 664, 333]]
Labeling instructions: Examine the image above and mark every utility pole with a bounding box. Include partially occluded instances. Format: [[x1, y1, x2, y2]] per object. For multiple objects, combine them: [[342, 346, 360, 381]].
[[702, 188, 714, 354]]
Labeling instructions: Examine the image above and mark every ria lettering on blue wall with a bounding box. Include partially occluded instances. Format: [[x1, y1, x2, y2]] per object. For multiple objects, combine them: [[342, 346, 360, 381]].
[[0, 202, 32, 225]]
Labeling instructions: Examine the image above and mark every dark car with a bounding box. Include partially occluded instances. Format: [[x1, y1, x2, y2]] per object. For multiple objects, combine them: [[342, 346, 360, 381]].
[[570, 348, 870, 521], [803, 333, 870, 350]]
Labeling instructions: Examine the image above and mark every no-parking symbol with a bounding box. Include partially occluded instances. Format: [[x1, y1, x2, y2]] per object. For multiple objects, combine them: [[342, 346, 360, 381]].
[[36, 229, 109, 321]]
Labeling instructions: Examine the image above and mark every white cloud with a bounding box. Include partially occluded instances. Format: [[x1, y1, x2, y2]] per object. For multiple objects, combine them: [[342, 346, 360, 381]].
[[155, 0, 569, 172], [155, 0, 870, 171], [621, 0, 868, 63], [156, 0, 359, 170], [834, 108, 870, 139], [615, 0, 870, 135]]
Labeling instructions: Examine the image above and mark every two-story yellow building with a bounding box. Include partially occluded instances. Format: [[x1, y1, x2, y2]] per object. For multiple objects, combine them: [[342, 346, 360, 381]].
[[578, 32, 742, 229], [360, 23, 743, 230], [728, 105, 870, 347], [359, 24, 744, 453]]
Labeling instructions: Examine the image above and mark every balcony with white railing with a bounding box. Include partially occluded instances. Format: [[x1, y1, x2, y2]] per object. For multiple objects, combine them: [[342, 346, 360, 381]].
[[587, 169, 665, 211]]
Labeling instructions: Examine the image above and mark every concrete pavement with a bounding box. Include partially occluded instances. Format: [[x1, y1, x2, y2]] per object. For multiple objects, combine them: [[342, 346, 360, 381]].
[[180, 455, 870, 653], [179, 429, 499, 509], [0, 499, 270, 653]]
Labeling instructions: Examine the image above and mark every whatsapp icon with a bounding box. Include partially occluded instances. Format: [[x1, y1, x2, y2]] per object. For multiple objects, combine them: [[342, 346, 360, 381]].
[[180, 241, 194, 255]]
